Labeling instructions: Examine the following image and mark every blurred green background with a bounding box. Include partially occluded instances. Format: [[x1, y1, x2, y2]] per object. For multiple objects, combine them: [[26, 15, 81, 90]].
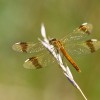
[[0, 0, 100, 100]]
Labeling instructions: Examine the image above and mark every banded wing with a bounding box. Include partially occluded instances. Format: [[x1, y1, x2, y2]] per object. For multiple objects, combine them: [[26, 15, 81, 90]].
[[24, 56, 43, 69], [12, 42, 55, 69], [12, 42, 45, 53], [65, 39, 100, 56], [23, 54, 54, 69], [61, 23, 100, 55], [62, 23, 93, 43]]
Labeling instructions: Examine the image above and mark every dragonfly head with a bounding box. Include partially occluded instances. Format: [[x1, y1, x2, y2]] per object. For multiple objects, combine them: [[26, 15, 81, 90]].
[[49, 38, 57, 45]]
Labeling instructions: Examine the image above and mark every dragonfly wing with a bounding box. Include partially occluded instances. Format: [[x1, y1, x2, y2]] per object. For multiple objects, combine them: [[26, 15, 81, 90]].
[[12, 42, 45, 53], [62, 23, 93, 43], [23, 56, 43, 69], [23, 50, 55, 69], [65, 39, 100, 55]]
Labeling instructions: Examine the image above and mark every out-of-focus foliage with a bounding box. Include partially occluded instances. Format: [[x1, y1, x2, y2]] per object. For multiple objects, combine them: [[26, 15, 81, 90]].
[[0, 0, 100, 100]]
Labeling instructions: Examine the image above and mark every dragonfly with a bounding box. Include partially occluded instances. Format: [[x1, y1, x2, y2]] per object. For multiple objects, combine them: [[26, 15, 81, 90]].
[[12, 23, 100, 72]]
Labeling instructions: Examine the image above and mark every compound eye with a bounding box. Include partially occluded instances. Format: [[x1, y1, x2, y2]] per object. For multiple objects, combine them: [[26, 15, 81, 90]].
[[51, 38, 57, 41], [49, 38, 56, 44]]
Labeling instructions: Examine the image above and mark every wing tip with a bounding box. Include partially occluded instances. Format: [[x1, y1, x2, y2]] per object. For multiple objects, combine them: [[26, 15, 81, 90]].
[[23, 57, 43, 69]]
